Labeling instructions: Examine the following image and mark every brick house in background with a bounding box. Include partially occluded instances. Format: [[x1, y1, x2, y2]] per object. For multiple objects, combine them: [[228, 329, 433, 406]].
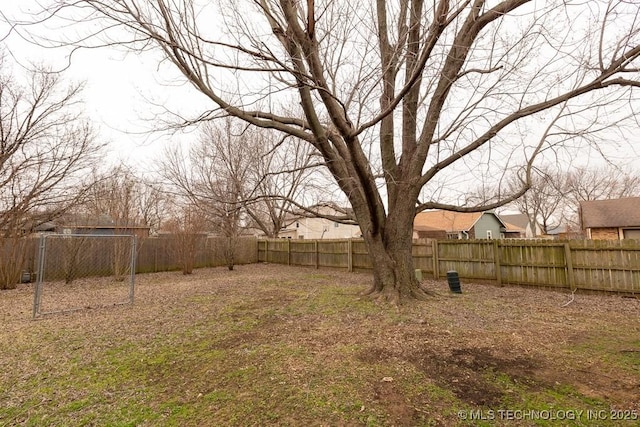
[[580, 197, 640, 240]]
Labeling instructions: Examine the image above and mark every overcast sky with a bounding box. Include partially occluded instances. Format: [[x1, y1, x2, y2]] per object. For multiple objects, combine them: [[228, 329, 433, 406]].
[[0, 1, 210, 172]]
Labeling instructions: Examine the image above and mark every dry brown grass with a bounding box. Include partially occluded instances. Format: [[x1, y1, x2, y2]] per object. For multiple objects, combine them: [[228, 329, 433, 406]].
[[1, 264, 639, 426]]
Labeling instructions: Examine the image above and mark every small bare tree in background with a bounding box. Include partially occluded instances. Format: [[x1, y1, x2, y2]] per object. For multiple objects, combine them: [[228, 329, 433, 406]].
[[163, 120, 247, 271], [84, 165, 165, 232], [163, 203, 207, 275], [206, 177, 244, 271], [163, 119, 318, 268], [242, 131, 320, 238], [507, 167, 566, 235], [60, 234, 89, 284], [0, 53, 103, 289], [0, 237, 30, 289]]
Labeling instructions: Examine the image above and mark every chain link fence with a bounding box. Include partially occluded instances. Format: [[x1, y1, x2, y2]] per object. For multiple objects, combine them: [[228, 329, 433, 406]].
[[33, 234, 136, 318]]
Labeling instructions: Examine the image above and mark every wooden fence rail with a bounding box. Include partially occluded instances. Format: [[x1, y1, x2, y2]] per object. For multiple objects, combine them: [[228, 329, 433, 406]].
[[258, 238, 640, 294]]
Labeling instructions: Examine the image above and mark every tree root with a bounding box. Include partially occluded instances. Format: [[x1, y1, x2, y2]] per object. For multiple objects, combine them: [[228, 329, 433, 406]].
[[418, 284, 439, 297], [410, 286, 435, 301], [360, 284, 380, 297], [360, 281, 437, 305]]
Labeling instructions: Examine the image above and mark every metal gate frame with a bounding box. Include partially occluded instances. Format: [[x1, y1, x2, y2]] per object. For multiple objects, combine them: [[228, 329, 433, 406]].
[[33, 233, 136, 318]]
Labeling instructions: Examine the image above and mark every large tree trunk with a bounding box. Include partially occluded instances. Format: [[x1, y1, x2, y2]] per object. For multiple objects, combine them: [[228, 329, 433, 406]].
[[363, 235, 426, 304], [358, 195, 431, 304]]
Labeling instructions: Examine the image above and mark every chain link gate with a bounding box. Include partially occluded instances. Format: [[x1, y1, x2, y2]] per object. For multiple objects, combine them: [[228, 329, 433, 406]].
[[33, 234, 136, 318]]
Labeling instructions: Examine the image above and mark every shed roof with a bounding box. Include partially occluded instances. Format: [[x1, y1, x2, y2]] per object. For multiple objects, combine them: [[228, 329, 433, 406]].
[[580, 197, 640, 228]]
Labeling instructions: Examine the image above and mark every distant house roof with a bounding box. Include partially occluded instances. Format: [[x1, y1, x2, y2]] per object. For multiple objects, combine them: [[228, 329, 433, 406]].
[[545, 224, 568, 235], [414, 210, 506, 232], [580, 197, 640, 228], [499, 213, 530, 230], [501, 221, 526, 234], [58, 213, 147, 228], [414, 224, 446, 232]]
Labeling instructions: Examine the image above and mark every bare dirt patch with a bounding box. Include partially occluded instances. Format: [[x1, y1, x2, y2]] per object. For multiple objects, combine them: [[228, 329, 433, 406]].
[[1, 264, 639, 426], [407, 346, 539, 406]]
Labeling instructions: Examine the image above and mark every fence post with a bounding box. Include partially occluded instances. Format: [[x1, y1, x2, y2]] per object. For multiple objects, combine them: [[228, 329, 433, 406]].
[[32, 235, 47, 319], [348, 238, 353, 272], [314, 240, 319, 269], [493, 240, 502, 285], [432, 239, 439, 279], [129, 237, 137, 303], [564, 242, 576, 290], [153, 242, 158, 273], [287, 239, 291, 266], [256, 238, 260, 263]]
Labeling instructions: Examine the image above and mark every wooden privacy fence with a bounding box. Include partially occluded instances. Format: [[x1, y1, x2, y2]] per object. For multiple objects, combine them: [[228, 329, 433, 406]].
[[2, 235, 258, 281], [135, 236, 258, 273], [258, 238, 640, 294]]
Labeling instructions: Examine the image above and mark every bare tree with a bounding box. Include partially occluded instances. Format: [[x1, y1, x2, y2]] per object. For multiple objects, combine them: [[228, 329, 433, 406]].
[[0, 59, 102, 235], [163, 118, 318, 240], [244, 130, 321, 238], [30, 0, 640, 301], [565, 167, 640, 203], [507, 167, 566, 236], [137, 180, 167, 236], [202, 174, 245, 271], [163, 202, 207, 275], [0, 53, 103, 289], [83, 164, 166, 233], [162, 120, 256, 269], [78, 165, 167, 278]]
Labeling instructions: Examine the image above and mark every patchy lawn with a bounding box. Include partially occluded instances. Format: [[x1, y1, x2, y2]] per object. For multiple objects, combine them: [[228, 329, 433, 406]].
[[1, 264, 638, 426]]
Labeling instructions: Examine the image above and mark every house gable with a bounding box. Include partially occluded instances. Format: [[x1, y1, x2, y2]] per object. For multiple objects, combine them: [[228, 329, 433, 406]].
[[473, 212, 504, 239]]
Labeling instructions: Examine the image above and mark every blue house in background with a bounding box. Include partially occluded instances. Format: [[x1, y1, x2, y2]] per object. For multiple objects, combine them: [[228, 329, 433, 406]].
[[413, 210, 518, 240]]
